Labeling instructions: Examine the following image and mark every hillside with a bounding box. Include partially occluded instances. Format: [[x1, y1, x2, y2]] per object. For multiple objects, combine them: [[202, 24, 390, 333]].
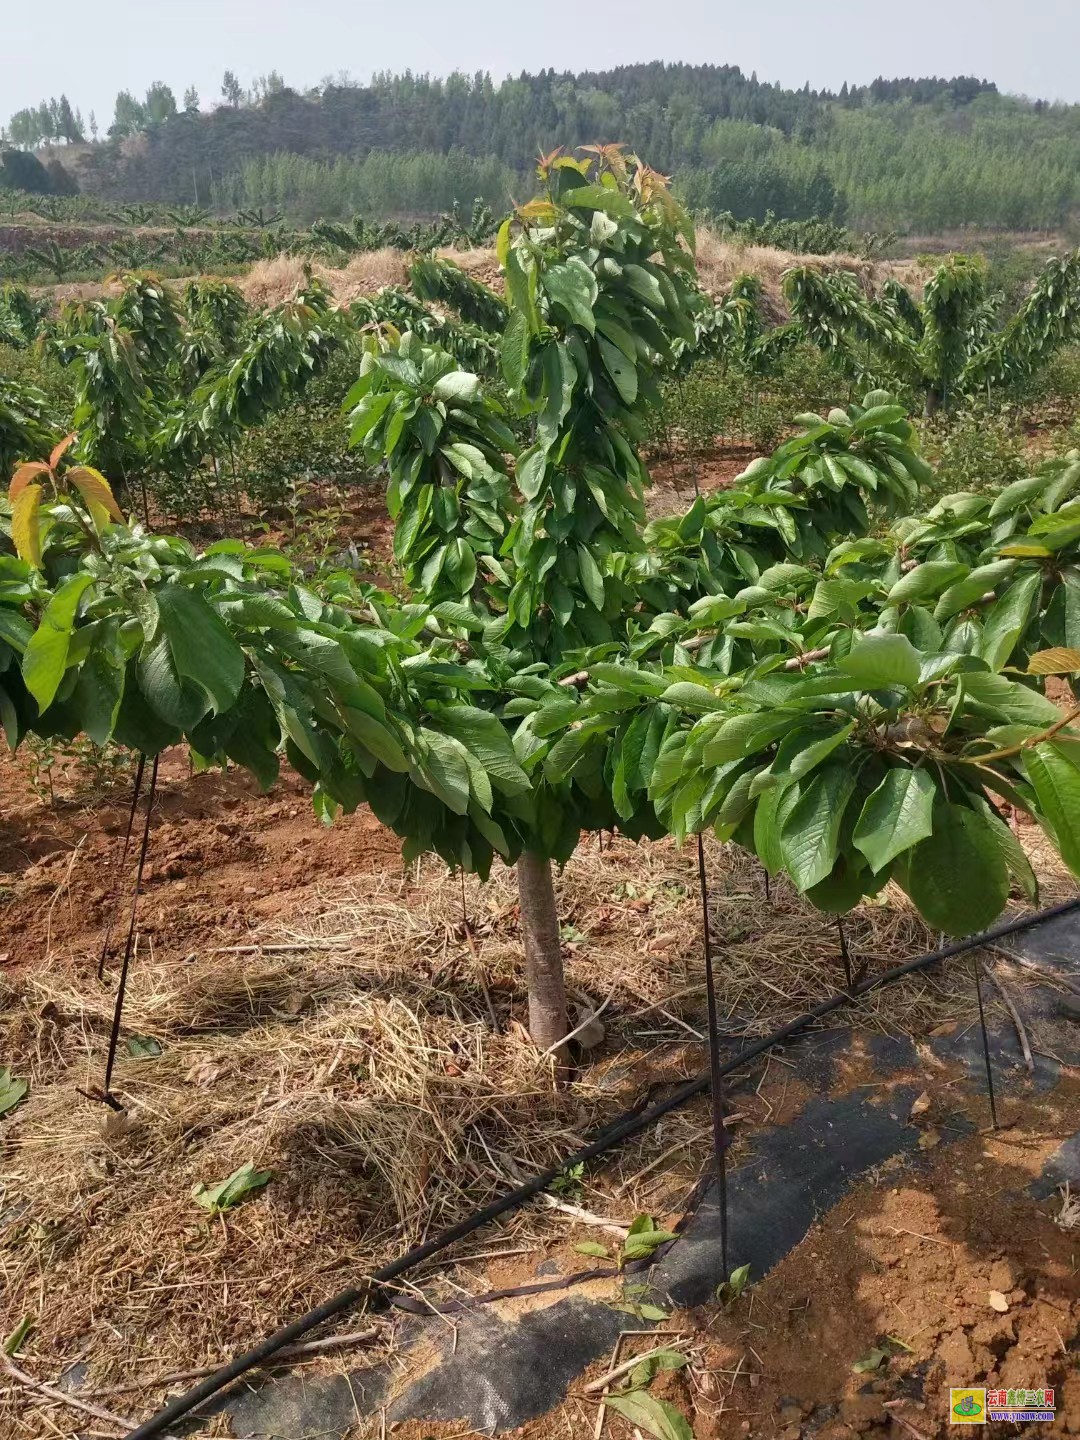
[[8, 63, 1080, 233]]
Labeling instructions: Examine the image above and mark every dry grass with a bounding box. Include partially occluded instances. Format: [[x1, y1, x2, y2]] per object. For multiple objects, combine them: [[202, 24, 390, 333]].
[[240, 248, 411, 308], [692, 228, 931, 322], [0, 829, 1068, 1435]]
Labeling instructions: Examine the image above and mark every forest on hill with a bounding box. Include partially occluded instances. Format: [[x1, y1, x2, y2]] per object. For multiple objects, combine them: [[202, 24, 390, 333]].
[[5, 62, 1080, 232]]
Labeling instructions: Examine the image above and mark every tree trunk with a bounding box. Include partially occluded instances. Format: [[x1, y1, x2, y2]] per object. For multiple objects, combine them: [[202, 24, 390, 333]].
[[516, 851, 568, 1057], [923, 386, 942, 419]]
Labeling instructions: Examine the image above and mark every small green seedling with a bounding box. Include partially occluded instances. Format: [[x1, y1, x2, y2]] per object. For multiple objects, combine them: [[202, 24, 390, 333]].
[[574, 1213, 678, 1269], [550, 1160, 585, 1200], [0, 1068, 28, 1118], [192, 1160, 273, 1216], [622, 1214, 680, 1264], [716, 1261, 752, 1306]]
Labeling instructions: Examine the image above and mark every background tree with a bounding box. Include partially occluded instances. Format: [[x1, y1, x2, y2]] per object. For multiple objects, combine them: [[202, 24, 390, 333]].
[[144, 82, 178, 127], [111, 91, 147, 139], [221, 71, 244, 109], [183, 87, 200, 114]]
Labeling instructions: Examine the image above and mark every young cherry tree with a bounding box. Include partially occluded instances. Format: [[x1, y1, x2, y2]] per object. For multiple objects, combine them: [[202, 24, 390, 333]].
[[346, 147, 702, 1052], [784, 251, 1080, 415]]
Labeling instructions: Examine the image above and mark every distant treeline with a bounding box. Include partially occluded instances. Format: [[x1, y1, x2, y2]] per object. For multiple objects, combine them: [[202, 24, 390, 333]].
[[6, 62, 1080, 232]]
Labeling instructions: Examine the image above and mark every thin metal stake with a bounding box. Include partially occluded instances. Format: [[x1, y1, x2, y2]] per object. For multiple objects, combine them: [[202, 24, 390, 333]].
[[103, 755, 159, 1101], [97, 753, 147, 980], [837, 915, 854, 990], [762, 867, 771, 903], [696, 832, 730, 1282], [971, 952, 999, 1130]]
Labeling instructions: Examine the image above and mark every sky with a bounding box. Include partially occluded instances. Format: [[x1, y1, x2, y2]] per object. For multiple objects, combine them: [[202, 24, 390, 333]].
[[7, 0, 1080, 127]]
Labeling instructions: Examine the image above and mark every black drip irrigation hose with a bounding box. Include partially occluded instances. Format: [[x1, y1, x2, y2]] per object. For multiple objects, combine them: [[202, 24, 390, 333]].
[[125, 895, 1080, 1440]]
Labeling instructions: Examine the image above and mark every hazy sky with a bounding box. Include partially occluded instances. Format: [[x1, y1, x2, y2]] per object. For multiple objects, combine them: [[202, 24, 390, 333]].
[[8, 0, 1080, 127]]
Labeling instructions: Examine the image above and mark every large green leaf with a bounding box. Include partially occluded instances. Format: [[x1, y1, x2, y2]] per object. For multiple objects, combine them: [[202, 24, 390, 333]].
[[605, 1391, 693, 1440], [933, 560, 1017, 622], [779, 764, 856, 891], [978, 572, 1041, 672], [417, 730, 472, 815], [961, 671, 1062, 726], [542, 257, 597, 333], [22, 572, 95, 712], [434, 706, 530, 796], [155, 585, 244, 716], [72, 640, 125, 746], [138, 632, 210, 729], [853, 766, 936, 873], [904, 804, 1010, 936], [839, 633, 921, 691], [576, 545, 605, 610], [886, 561, 968, 606], [1024, 743, 1080, 875]]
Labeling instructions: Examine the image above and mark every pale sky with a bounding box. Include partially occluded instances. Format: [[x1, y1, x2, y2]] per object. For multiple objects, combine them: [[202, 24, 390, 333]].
[[7, 0, 1080, 127]]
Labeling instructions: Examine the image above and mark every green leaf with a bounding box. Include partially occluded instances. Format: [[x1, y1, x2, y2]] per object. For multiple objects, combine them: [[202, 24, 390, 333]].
[[852, 1346, 890, 1374], [73, 640, 125, 746], [577, 545, 605, 611], [0, 1067, 28, 1118], [418, 730, 472, 814], [138, 632, 208, 729], [779, 765, 856, 891], [702, 711, 800, 765], [342, 708, 409, 772], [432, 369, 481, 405], [627, 1351, 690, 1388], [191, 1160, 273, 1215], [988, 474, 1049, 517], [886, 561, 968, 606], [3, 1315, 33, 1356], [434, 706, 530, 796], [978, 573, 1041, 672], [853, 767, 937, 873], [155, 585, 244, 716], [1024, 743, 1080, 875], [772, 721, 856, 785], [962, 671, 1063, 726], [501, 310, 531, 391], [598, 336, 638, 404], [660, 681, 726, 713], [543, 257, 597, 332], [839, 633, 921, 691], [934, 560, 1017, 622], [573, 1241, 611, 1260], [605, 1391, 693, 1440], [621, 1223, 679, 1259], [903, 804, 1010, 936], [22, 572, 95, 712], [126, 1034, 163, 1059]]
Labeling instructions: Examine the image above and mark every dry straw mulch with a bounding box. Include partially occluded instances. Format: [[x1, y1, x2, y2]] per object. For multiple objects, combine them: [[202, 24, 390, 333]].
[[0, 831, 1069, 1435]]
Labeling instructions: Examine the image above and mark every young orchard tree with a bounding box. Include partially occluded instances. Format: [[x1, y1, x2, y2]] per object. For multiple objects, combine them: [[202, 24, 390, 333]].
[[347, 146, 702, 1051], [785, 251, 1080, 415]]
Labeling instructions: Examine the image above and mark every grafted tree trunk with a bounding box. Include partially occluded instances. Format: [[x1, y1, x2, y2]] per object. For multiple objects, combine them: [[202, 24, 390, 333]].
[[516, 851, 568, 1058]]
